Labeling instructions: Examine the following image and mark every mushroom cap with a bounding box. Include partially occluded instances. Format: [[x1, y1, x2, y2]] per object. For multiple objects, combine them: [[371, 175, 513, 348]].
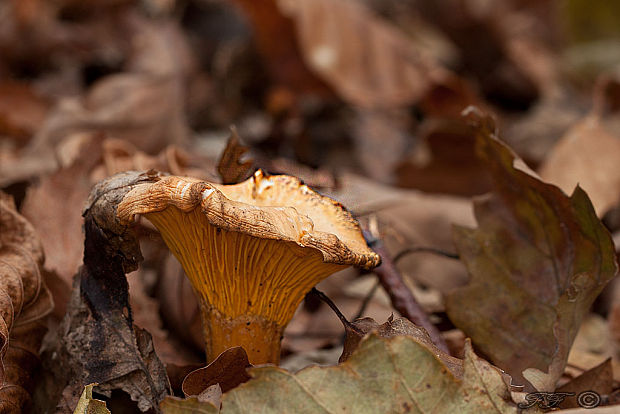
[[117, 170, 380, 269], [117, 169, 379, 337]]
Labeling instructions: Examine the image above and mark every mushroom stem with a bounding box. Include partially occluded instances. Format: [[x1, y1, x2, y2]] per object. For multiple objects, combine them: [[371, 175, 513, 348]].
[[202, 307, 282, 364]]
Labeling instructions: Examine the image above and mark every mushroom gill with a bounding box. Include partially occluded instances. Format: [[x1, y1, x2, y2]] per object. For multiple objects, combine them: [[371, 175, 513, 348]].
[[117, 170, 380, 364]]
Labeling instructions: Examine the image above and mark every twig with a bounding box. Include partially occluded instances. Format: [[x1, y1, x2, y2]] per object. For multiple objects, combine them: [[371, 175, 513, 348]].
[[393, 247, 459, 263], [364, 232, 450, 353], [310, 288, 364, 335], [353, 281, 380, 320]]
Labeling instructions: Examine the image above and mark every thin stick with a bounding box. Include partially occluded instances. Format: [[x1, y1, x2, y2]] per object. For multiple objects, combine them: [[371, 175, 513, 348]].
[[365, 233, 450, 353], [311, 288, 364, 335], [393, 247, 459, 263], [353, 281, 380, 320]]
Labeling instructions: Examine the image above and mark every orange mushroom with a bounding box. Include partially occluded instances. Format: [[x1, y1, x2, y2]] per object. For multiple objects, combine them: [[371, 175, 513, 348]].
[[117, 170, 380, 364]]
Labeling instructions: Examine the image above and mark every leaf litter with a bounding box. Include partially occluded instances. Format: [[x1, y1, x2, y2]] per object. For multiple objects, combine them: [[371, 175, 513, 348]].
[[1, 0, 620, 412]]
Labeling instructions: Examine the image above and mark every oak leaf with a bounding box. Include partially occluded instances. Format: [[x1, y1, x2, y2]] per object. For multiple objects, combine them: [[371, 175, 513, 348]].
[[445, 109, 618, 392], [221, 335, 515, 413]]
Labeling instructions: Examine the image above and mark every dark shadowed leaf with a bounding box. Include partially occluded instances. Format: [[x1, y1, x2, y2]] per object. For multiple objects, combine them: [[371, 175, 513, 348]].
[[39, 172, 171, 413], [445, 109, 618, 392], [182, 347, 252, 397], [216, 128, 254, 185], [556, 358, 613, 409]]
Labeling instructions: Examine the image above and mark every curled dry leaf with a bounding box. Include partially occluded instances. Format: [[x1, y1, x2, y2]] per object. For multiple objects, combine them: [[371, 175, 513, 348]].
[[21, 135, 214, 317], [445, 109, 619, 392], [339, 316, 462, 379], [217, 128, 254, 185], [39, 171, 171, 413], [0, 192, 54, 413]]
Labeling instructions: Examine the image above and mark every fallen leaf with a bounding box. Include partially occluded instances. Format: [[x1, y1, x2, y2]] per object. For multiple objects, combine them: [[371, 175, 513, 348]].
[[396, 118, 492, 196], [160, 396, 218, 414], [38, 171, 171, 413], [197, 384, 222, 407], [540, 115, 620, 216], [156, 256, 204, 352], [27, 14, 191, 157], [327, 172, 473, 295], [221, 335, 516, 413], [20, 134, 103, 317], [92, 138, 216, 183], [339, 316, 463, 378], [445, 109, 619, 392], [217, 128, 254, 184], [0, 81, 50, 144], [280, 347, 343, 373], [128, 271, 202, 368], [235, 0, 452, 108], [556, 358, 613, 409], [72, 384, 110, 414], [182, 347, 252, 397], [0, 192, 54, 413]]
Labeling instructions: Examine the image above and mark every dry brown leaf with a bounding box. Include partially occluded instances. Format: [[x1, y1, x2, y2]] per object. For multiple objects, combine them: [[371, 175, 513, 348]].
[[91, 138, 216, 183], [540, 74, 620, 217], [446, 110, 618, 392], [540, 115, 620, 216], [38, 171, 171, 413], [182, 347, 252, 398], [556, 358, 613, 409], [339, 316, 463, 379], [327, 172, 473, 295], [217, 128, 254, 185], [27, 14, 191, 157], [396, 118, 492, 196], [235, 0, 463, 109], [21, 135, 214, 317], [20, 134, 104, 317], [0, 192, 54, 413], [128, 272, 202, 368], [274, 0, 447, 108], [0, 81, 50, 144]]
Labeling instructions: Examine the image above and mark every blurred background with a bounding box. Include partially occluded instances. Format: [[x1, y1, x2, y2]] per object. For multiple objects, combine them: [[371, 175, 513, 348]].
[[1, 0, 620, 405]]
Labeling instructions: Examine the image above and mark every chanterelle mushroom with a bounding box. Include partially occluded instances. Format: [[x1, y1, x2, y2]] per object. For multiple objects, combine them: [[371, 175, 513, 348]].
[[117, 170, 380, 364]]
